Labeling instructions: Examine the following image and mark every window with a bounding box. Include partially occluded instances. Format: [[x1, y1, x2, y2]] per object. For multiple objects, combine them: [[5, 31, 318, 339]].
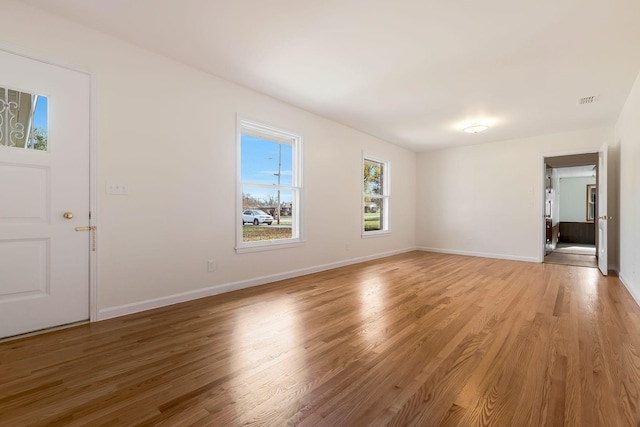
[[0, 86, 48, 151], [363, 156, 389, 235], [237, 117, 302, 252]]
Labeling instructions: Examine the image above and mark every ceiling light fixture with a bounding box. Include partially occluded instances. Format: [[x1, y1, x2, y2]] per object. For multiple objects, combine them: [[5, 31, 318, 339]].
[[463, 124, 489, 134]]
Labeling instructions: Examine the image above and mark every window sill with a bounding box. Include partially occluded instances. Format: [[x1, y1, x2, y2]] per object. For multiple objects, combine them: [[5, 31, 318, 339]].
[[362, 230, 391, 239], [236, 239, 305, 254]]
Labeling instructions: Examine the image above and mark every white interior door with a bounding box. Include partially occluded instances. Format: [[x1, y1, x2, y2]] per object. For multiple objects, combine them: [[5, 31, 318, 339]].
[[0, 49, 91, 338], [597, 142, 608, 275]]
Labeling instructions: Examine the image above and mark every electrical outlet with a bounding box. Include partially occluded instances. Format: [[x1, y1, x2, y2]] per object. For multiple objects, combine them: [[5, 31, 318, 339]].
[[207, 259, 217, 272]]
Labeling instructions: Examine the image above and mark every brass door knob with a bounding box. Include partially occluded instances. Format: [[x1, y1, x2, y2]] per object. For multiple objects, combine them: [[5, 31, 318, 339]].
[[63, 212, 74, 219]]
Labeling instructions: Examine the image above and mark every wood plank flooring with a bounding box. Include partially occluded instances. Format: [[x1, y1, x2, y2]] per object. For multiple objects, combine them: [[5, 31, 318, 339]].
[[2, 251, 640, 426], [544, 252, 598, 268]]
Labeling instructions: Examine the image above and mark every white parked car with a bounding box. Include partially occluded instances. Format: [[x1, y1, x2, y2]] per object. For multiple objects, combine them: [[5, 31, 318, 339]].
[[242, 209, 273, 225]]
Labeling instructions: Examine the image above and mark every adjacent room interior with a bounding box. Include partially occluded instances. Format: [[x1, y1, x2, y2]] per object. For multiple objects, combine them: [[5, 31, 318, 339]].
[[1, 0, 640, 425], [544, 155, 599, 268]]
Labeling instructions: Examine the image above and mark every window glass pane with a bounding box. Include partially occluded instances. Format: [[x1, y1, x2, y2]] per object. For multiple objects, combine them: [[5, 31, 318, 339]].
[[364, 197, 384, 232], [241, 135, 293, 186], [242, 186, 293, 242], [364, 160, 383, 195], [0, 87, 48, 151]]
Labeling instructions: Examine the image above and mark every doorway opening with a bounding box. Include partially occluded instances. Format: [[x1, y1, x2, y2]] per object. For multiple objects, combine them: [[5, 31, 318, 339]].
[[543, 154, 598, 268]]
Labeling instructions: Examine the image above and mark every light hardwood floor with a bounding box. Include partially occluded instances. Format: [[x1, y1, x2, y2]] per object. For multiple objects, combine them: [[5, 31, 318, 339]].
[[1, 251, 640, 426], [544, 252, 598, 268]]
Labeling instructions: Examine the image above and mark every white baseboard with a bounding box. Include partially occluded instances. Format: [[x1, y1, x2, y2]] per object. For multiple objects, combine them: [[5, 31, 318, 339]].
[[97, 247, 415, 321], [619, 272, 640, 309], [416, 246, 539, 263]]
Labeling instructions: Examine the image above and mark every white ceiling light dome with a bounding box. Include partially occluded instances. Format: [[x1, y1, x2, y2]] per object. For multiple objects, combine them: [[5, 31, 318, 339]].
[[463, 124, 489, 133]]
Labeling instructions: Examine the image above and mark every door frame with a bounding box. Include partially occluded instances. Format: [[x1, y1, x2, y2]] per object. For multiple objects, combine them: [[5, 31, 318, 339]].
[[0, 42, 99, 322], [538, 149, 601, 264]]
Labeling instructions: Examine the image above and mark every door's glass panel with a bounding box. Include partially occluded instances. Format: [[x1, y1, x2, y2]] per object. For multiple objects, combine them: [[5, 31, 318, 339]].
[[0, 87, 48, 151]]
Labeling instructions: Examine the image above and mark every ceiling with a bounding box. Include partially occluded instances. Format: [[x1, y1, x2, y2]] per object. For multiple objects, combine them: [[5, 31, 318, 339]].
[[21, 0, 640, 152]]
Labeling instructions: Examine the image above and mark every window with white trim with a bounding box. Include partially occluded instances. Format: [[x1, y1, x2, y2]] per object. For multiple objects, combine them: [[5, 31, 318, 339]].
[[363, 156, 389, 235], [237, 117, 302, 252]]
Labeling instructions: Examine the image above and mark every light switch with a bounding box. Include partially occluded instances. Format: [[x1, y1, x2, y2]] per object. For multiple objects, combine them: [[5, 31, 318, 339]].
[[106, 180, 129, 195]]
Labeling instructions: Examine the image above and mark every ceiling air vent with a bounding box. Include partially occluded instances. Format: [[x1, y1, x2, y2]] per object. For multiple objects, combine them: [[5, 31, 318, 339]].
[[577, 95, 599, 105]]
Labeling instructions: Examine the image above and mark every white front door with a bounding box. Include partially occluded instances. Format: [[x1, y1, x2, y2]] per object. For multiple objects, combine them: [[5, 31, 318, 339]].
[[597, 142, 608, 275], [0, 49, 91, 338]]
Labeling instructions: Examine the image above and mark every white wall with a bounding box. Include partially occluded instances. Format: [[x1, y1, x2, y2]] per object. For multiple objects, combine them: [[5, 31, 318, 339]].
[[616, 70, 640, 305], [558, 177, 596, 222], [0, 0, 416, 317], [415, 127, 612, 262]]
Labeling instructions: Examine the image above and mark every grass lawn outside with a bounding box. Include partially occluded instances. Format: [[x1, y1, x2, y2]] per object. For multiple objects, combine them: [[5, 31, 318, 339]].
[[243, 224, 292, 242], [364, 213, 381, 231]]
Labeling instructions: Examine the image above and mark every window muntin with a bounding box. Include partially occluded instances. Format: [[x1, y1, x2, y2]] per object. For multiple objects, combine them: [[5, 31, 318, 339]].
[[363, 157, 389, 235], [237, 118, 302, 251]]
